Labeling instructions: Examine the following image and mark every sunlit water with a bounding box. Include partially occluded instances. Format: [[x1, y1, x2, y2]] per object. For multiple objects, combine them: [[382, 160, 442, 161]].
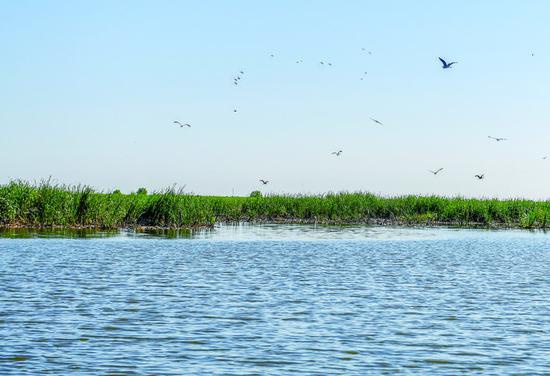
[[0, 224, 549, 375]]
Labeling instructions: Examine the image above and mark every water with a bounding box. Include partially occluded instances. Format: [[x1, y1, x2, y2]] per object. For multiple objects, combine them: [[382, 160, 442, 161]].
[[1, 225, 549, 375]]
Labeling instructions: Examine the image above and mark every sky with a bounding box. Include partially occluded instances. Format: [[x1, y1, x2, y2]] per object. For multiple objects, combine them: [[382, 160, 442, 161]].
[[1, 1, 549, 198]]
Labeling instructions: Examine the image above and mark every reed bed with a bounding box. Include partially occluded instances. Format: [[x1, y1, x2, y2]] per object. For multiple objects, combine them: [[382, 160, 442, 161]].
[[0, 180, 549, 229]]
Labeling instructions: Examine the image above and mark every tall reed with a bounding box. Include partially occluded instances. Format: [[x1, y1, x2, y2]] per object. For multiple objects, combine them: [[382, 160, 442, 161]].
[[1, 181, 549, 229]]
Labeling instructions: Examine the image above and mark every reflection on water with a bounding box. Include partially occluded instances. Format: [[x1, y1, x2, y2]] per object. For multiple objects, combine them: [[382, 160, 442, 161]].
[[0, 225, 549, 374], [2, 222, 540, 241], [0, 228, 120, 239]]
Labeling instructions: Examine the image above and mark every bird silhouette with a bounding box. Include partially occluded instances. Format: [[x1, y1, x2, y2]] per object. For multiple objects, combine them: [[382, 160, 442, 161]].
[[259, 179, 269, 185], [332, 150, 343, 156], [439, 57, 458, 69], [173, 121, 191, 128], [370, 117, 383, 126], [429, 168, 444, 175], [488, 136, 507, 142], [475, 174, 485, 180]]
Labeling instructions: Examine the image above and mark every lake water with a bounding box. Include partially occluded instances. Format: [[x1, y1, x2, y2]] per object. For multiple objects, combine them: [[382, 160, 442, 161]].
[[0, 224, 549, 375]]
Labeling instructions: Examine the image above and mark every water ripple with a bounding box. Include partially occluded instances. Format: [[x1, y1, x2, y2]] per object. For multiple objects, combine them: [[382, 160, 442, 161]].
[[0, 227, 549, 374]]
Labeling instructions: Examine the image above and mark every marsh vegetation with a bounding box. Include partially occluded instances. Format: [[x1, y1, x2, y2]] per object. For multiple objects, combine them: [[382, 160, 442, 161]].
[[1, 180, 549, 229]]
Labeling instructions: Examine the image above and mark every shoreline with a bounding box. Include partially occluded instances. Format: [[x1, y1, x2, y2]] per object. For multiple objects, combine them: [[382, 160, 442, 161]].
[[0, 218, 537, 231]]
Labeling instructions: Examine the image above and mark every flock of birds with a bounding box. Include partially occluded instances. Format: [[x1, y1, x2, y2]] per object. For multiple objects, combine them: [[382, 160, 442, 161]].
[[172, 52, 542, 188]]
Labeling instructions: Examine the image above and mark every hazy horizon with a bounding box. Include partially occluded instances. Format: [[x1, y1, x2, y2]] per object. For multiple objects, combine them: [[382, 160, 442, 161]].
[[2, 1, 549, 198]]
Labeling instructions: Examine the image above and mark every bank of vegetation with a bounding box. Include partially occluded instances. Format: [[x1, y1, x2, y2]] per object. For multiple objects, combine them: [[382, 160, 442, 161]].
[[0, 181, 549, 229]]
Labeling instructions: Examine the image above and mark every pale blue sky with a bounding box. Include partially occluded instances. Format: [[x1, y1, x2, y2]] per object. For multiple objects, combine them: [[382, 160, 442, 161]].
[[1, 1, 549, 197]]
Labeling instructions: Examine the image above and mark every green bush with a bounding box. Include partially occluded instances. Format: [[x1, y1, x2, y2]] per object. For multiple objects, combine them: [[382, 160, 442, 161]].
[[250, 190, 262, 198]]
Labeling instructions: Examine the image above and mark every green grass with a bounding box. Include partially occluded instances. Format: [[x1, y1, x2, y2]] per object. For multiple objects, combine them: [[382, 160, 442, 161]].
[[1, 180, 550, 229]]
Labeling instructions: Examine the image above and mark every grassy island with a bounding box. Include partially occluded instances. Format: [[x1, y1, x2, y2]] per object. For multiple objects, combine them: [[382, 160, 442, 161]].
[[0, 181, 549, 229]]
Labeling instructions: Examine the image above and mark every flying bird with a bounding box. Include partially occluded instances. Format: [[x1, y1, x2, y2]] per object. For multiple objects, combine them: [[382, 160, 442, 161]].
[[429, 168, 444, 175], [173, 121, 191, 128], [259, 179, 269, 185], [542, 156, 547, 160], [332, 150, 343, 156], [488, 136, 507, 142], [474, 174, 485, 180], [439, 57, 458, 69], [233, 109, 238, 113], [370, 117, 383, 126]]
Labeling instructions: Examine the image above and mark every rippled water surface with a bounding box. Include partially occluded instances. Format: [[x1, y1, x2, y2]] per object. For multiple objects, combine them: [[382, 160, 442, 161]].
[[1, 225, 549, 375]]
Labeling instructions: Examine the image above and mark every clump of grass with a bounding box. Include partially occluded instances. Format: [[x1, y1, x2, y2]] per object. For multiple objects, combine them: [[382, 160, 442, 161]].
[[0, 180, 549, 229]]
